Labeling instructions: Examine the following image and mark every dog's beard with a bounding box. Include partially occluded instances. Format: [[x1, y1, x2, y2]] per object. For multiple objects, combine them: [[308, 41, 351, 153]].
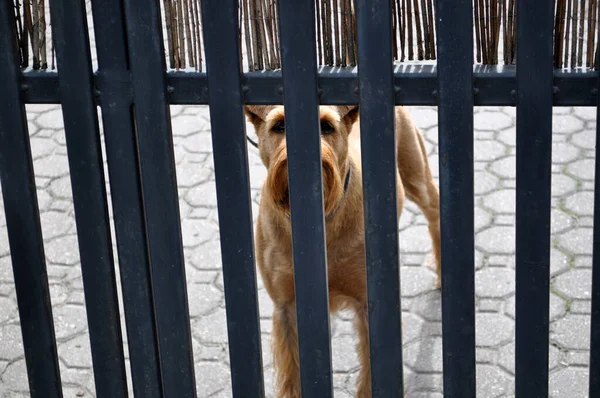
[[265, 142, 344, 217]]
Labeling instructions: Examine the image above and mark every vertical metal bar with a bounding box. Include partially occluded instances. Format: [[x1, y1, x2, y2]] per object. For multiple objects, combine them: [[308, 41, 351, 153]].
[[514, 0, 554, 396], [278, 0, 334, 396], [121, 0, 197, 395], [435, 0, 476, 395], [0, 2, 62, 397], [202, 0, 265, 397], [355, 0, 403, 396], [48, 0, 128, 396], [590, 27, 600, 395], [89, 0, 163, 396], [200, 1, 265, 397]]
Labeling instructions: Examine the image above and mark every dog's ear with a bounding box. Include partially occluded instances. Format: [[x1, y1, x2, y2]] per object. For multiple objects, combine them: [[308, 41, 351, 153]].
[[337, 105, 359, 127], [244, 105, 273, 127]]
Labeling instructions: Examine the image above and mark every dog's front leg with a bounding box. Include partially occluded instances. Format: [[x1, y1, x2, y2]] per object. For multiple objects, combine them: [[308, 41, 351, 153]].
[[272, 303, 301, 398], [354, 305, 372, 398]]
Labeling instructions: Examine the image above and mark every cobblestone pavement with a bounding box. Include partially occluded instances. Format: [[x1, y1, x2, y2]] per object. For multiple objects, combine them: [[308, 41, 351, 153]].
[[0, 102, 597, 398]]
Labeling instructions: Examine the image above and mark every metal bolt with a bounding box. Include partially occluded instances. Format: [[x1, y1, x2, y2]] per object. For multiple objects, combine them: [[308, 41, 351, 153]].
[[552, 86, 560, 95], [167, 86, 175, 94], [20, 83, 29, 92], [277, 86, 284, 95], [353, 86, 359, 95], [394, 85, 401, 94], [242, 85, 250, 94], [473, 87, 480, 96]]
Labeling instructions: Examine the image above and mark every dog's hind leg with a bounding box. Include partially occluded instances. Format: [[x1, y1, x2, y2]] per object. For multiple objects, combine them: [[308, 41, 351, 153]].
[[354, 304, 372, 398], [272, 303, 301, 398], [396, 116, 442, 288]]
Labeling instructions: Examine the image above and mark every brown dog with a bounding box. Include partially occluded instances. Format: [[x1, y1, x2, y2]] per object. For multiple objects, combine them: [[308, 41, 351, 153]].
[[245, 105, 441, 398]]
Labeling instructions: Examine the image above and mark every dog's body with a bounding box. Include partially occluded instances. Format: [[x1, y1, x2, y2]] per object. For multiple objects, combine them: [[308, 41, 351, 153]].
[[245, 105, 441, 398]]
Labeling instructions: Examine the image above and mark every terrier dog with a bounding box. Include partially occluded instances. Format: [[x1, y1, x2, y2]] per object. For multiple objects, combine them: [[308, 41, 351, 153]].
[[245, 105, 441, 398]]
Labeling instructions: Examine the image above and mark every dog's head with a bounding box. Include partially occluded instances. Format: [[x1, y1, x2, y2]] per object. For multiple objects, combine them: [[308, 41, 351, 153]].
[[245, 105, 359, 216]]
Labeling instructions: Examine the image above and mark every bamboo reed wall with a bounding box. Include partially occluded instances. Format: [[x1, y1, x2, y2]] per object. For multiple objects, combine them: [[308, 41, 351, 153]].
[[9, 0, 600, 71]]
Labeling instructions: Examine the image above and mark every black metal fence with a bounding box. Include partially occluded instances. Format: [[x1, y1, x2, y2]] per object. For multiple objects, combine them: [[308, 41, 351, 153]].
[[0, 0, 599, 397]]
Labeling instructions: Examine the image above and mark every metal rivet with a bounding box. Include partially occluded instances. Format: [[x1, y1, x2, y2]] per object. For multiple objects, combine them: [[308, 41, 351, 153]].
[[353, 87, 359, 95], [167, 86, 175, 94], [317, 88, 324, 97], [592, 88, 599, 95], [431, 90, 438, 98], [242, 85, 250, 94], [94, 89, 102, 97], [277, 86, 284, 95], [473, 87, 480, 96], [510, 89, 517, 97], [20, 83, 29, 92], [394, 85, 401, 93], [552, 86, 560, 95]]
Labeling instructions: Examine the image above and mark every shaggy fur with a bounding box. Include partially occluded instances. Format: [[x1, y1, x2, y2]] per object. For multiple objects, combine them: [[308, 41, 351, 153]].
[[245, 105, 441, 398]]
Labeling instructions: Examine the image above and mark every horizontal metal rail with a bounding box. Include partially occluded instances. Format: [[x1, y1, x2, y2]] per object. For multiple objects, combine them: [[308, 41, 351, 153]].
[[20, 65, 599, 106]]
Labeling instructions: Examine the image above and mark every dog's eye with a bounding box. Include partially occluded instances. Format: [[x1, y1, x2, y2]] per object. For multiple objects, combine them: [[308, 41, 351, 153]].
[[320, 121, 335, 135], [272, 120, 285, 133]]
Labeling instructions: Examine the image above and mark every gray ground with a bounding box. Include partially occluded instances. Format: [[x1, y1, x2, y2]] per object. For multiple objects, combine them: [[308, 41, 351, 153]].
[[0, 103, 597, 398]]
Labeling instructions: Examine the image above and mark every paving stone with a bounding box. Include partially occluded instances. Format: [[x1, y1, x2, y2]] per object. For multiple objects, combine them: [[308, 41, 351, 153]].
[[475, 268, 515, 298], [0, 324, 24, 361], [400, 266, 437, 297], [570, 127, 595, 149], [497, 128, 516, 146], [404, 336, 443, 372], [29, 137, 57, 159], [185, 180, 218, 207], [553, 114, 584, 134], [402, 312, 426, 344], [476, 313, 513, 347], [180, 218, 218, 248], [552, 142, 580, 164], [567, 158, 595, 180], [549, 293, 568, 321], [40, 210, 75, 239], [171, 115, 210, 137], [495, 214, 515, 225], [0, 358, 28, 392], [404, 371, 443, 393], [60, 334, 93, 368], [410, 108, 439, 129], [490, 156, 516, 179], [52, 304, 88, 340], [34, 153, 70, 178], [332, 335, 359, 372], [194, 362, 232, 397], [551, 314, 590, 350], [476, 364, 511, 397], [572, 107, 596, 121], [474, 140, 506, 162], [565, 350, 590, 366], [574, 255, 592, 268], [188, 284, 223, 318], [399, 225, 433, 254], [193, 309, 229, 344], [187, 239, 222, 270], [549, 367, 589, 398], [551, 208, 576, 234], [175, 161, 213, 187], [482, 189, 515, 213], [476, 226, 514, 254], [557, 227, 593, 255], [564, 191, 594, 216], [45, 234, 80, 265], [553, 269, 592, 300], [410, 290, 442, 322], [35, 107, 65, 129], [474, 111, 513, 131], [48, 175, 73, 199], [550, 248, 571, 277], [475, 208, 493, 232], [570, 300, 591, 314], [181, 132, 216, 153]]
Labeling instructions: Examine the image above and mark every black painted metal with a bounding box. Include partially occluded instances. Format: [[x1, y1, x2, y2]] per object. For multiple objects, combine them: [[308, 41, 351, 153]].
[[278, 0, 334, 396], [200, 1, 265, 397], [47, 0, 128, 396], [436, 0, 476, 396], [0, 2, 62, 397], [590, 29, 600, 396], [89, 0, 163, 396], [514, 0, 554, 396], [121, 0, 197, 395], [355, 0, 403, 396], [21, 67, 600, 106]]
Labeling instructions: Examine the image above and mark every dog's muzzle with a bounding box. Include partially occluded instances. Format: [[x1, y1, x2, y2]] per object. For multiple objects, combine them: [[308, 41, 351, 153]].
[[265, 142, 346, 218]]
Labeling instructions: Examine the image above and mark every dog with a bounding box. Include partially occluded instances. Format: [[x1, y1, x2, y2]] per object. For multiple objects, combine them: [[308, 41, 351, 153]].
[[245, 105, 441, 398]]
